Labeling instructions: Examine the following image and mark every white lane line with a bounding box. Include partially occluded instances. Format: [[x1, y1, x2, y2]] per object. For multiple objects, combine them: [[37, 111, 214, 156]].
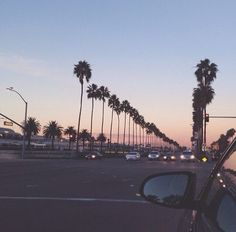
[[0, 196, 147, 204]]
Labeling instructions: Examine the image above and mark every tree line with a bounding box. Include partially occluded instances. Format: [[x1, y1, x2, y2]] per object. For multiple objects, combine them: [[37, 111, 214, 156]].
[[22, 60, 180, 152]]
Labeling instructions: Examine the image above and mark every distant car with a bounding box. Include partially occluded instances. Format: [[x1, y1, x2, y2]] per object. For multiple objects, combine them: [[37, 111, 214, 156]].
[[126, 151, 141, 161], [180, 150, 196, 162], [85, 151, 103, 160], [163, 152, 176, 161], [148, 151, 162, 160]]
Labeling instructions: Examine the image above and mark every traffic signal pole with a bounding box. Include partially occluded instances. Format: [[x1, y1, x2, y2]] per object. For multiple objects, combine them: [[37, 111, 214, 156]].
[[204, 114, 236, 151]]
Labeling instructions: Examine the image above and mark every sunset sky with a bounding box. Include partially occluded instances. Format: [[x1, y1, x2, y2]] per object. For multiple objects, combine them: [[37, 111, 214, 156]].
[[1, 0, 236, 147]]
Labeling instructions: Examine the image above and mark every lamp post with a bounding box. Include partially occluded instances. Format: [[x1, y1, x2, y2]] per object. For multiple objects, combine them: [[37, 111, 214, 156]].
[[6, 87, 28, 159]]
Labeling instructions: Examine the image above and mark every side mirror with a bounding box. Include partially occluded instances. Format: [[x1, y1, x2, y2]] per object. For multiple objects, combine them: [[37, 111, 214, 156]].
[[140, 172, 196, 209]]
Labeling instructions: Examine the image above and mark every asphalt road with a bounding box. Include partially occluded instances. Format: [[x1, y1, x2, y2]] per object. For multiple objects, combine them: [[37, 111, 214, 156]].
[[0, 158, 215, 232]]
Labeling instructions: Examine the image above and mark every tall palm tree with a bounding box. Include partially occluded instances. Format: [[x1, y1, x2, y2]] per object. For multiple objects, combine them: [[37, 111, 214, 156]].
[[87, 84, 99, 137], [64, 126, 76, 150], [121, 100, 130, 148], [108, 94, 119, 146], [98, 86, 110, 135], [78, 129, 91, 151], [114, 99, 122, 146], [43, 121, 63, 150], [194, 58, 218, 153], [74, 60, 92, 152], [128, 107, 135, 146], [24, 117, 41, 148]]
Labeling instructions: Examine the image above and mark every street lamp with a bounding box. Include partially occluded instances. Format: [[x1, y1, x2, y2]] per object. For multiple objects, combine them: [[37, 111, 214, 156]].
[[6, 87, 28, 159]]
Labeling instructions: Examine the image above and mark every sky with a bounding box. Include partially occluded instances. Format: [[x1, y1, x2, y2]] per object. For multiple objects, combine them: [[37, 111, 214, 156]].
[[0, 0, 236, 147]]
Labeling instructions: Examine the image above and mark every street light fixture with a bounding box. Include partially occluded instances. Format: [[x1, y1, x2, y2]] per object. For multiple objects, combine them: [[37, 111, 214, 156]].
[[6, 87, 28, 159]]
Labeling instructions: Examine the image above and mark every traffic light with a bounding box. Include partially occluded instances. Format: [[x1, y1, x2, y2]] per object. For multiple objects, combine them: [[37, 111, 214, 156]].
[[205, 113, 209, 122]]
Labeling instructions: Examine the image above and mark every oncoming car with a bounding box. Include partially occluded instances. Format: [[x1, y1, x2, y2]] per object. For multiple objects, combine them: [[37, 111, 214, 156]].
[[180, 150, 196, 162], [163, 152, 176, 161], [148, 151, 161, 160], [125, 151, 141, 161], [140, 138, 236, 232]]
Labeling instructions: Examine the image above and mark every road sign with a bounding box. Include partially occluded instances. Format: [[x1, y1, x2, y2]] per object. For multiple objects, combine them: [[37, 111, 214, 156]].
[[4, 121, 13, 126]]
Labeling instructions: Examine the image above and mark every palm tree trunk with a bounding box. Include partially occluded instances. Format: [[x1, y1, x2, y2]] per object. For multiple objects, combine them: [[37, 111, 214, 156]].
[[52, 136, 55, 150], [133, 120, 135, 149], [117, 114, 120, 145], [128, 116, 131, 146], [123, 113, 126, 145], [139, 125, 141, 146], [109, 109, 114, 146], [27, 133, 31, 148], [203, 107, 206, 151], [90, 98, 94, 137], [123, 113, 127, 153], [101, 100, 105, 134], [76, 84, 84, 152], [135, 123, 138, 146]]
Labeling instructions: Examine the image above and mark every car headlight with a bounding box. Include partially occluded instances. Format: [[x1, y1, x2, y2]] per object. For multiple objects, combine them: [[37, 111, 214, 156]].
[[171, 156, 175, 159], [180, 155, 184, 159], [163, 156, 167, 159], [156, 155, 159, 158], [190, 155, 195, 159], [92, 155, 96, 158]]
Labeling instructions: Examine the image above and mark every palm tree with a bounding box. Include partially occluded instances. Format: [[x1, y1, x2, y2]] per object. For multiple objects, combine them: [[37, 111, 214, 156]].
[[43, 121, 63, 150], [74, 60, 92, 152], [97, 133, 107, 152], [87, 83, 99, 137], [121, 100, 130, 149], [98, 86, 110, 135], [78, 129, 91, 151], [128, 106, 135, 146], [24, 117, 41, 148], [108, 94, 119, 146], [64, 126, 76, 150], [114, 99, 122, 146], [194, 59, 218, 153]]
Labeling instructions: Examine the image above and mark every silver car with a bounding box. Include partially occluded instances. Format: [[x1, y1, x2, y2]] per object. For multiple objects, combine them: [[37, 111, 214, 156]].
[[148, 151, 161, 160], [126, 151, 141, 161], [180, 150, 196, 162]]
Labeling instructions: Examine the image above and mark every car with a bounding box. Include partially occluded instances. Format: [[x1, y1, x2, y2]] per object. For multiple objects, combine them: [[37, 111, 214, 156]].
[[162, 152, 176, 161], [85, 151, 103, 160], [140, 138, 236, 232], [148, 151, 162, 160], [125, 151, 141, 161], [180, 150, 196, 162]]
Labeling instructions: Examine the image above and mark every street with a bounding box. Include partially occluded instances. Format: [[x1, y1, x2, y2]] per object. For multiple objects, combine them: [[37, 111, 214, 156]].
[[0, 158, 214, 232]]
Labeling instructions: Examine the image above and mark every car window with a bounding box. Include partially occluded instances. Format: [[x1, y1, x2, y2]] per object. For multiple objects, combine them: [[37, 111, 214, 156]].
[[216, 193, 236, 232]]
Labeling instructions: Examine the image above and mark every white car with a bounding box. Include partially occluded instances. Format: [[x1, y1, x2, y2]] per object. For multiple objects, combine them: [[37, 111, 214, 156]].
[[126, 151, 141, 161], [148, 151, 161, 160], [180, 150, 196, 162]]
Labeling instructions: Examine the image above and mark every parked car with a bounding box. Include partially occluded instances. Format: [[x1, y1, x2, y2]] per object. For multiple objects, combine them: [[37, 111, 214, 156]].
[[180, 150, 196, 162], [85, 151, 103, 160], [162, 152, 176, 161], [125, 151, 141, 161], [148, 151, 162, 160], [140, 138, 236, 231]]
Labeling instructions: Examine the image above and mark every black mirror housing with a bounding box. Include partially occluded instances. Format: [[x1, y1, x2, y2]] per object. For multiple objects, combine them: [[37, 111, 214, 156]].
[[140, 171, 196, 209]]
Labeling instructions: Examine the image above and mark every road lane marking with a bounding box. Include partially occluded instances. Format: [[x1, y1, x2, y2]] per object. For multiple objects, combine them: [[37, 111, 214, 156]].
[[0, 196, 147, 204]]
